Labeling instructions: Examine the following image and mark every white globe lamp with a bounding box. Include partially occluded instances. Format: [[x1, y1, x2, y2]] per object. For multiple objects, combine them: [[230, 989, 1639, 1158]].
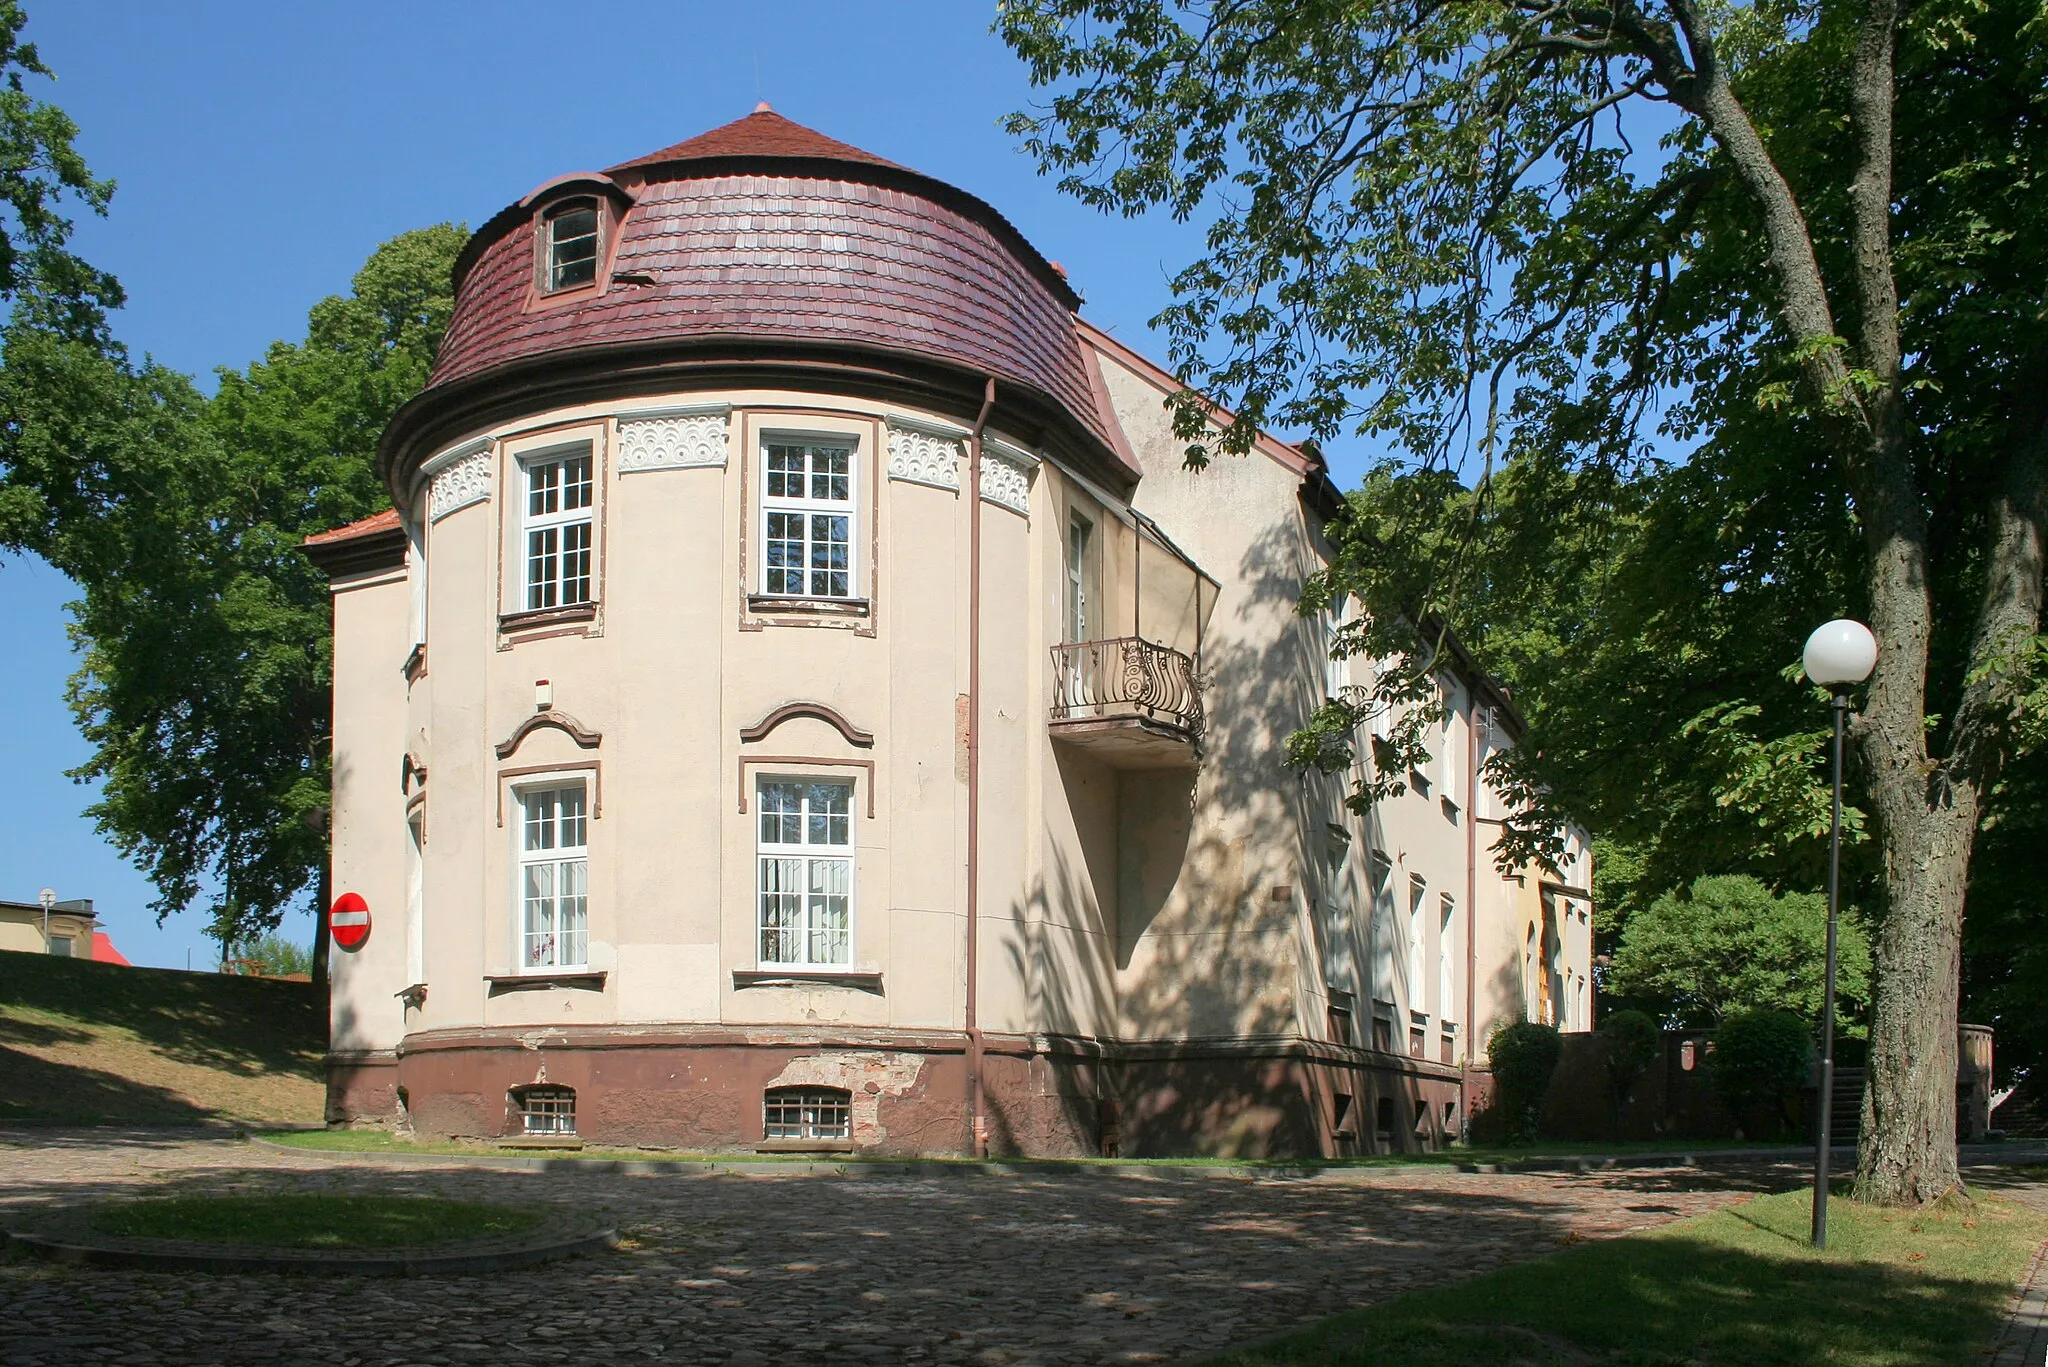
[[1802, 619, 1878, 689], [1802, 614, 1874, 1253]]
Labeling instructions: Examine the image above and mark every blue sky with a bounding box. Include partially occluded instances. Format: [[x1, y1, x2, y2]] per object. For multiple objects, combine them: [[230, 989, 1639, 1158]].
[[0, 2, 1390, 971]]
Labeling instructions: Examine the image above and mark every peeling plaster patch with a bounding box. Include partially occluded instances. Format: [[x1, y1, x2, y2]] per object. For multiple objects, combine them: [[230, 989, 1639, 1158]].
[[765, 1052, 926, 1146]]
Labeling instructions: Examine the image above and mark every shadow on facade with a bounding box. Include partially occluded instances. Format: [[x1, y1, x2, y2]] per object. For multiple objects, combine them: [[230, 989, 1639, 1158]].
[[1016, 511, 1471, 1158]]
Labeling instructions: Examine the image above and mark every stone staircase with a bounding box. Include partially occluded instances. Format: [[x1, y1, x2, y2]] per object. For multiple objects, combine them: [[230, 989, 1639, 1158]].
[[1827, 1067, 1864, 1143]]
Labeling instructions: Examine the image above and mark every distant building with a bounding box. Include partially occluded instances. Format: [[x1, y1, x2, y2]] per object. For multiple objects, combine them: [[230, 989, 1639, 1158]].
[[0, 896, 99, 958], [307, 108, 1594, 1157]]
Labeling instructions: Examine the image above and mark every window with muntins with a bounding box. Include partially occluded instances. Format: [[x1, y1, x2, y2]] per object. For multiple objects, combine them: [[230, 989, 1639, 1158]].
[[405, 812, 425, 987], [1437, 892, 1456, 1023], [1323, 595, 1355, 702], [761, 440, 855, 599], [1369, 852, 1396, 1008], [764, 1086, 852, 1141], [543, 201, 599, 291], [1065, 512, 1093, 642], [523, 447, 593, 611], [756, 780, 853, 966], [519, 785, 588, 969], [1407, 874, 1428, 1019], [515, 1085, 576, 1135], [1439, 682, 1463, 804]]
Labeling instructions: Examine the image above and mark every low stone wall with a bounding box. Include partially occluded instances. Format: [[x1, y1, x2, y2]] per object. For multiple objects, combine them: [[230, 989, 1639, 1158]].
[[1497, 1024, 1992, 1144]]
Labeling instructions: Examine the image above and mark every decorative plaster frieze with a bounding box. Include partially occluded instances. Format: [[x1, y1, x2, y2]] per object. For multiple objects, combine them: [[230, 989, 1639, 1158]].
[[886, 424, 962, 491], [979, 436, 1038, 517], [428, 447, 493, 522], [618, 407, 730, 473], [980, 453, 1033, 516]]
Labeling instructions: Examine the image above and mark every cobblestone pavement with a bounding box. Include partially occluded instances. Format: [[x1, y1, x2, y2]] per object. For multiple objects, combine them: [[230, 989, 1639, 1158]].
[[0, 1129, 1778, 1366]]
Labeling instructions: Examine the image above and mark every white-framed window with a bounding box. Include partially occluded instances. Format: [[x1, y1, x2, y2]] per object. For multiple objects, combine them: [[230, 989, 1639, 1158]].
[[756, 779, 854, 966], [1438, 892, 1456, 1022], [405, 812, 425, 987], [1407, 873, 1428, 1020], [518, 784, 588, 970], [764, 1086, 851, 1141], [1525, 923, 1539, 1021], [405, 516, 427, 653], [522, 444, 594, 611], [1440, 681, 1464, 804], [1065, 512, 1093, 643], [1369, 852, 1396, 1008], [1324, 594, 1356, 702], [542, 199, 600, 292], [1365, 655, 1398, 781], [760, 438, 856, 599]]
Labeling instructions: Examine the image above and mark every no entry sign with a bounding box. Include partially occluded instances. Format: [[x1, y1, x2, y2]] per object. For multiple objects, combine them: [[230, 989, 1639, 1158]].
[[330, 892, 371, 950]]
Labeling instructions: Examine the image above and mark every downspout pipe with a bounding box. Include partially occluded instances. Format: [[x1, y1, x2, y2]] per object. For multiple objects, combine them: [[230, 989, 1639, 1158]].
[[1464, 704, 1481, 1143], [965, 376, 997, 1158]]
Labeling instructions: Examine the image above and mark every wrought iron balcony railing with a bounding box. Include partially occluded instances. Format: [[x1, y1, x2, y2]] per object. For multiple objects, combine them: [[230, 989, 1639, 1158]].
[[1048, 636, 1204, 740]]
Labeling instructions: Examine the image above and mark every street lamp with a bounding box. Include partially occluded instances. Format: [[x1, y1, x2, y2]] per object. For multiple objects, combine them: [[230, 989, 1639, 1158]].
[[37, 887, 54, 953], [1802, 618, 1878, 1250]]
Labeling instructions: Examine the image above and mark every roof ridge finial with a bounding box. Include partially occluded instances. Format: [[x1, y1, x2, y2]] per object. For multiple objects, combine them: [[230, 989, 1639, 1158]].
[[753, 100, 773, 114]]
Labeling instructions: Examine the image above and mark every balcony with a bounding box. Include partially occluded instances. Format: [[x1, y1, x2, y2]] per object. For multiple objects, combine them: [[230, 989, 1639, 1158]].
[[1048, 637, 1204, 769]]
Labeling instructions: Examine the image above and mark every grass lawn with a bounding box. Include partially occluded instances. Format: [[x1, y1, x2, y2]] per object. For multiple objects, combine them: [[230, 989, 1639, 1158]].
[[1192, 1188, 2045, 1366], [86, 1194, 541, 1249], [258, 1128, 1775, 1168], [0, 950, 324, 1124]]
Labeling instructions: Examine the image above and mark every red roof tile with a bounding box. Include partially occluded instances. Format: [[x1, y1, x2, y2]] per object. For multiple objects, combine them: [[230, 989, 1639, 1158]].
[[303, 508, 400, 546], [428, 151, 1125, 463], [404, 112, 1140, 481], [608, 106, 904, 174]]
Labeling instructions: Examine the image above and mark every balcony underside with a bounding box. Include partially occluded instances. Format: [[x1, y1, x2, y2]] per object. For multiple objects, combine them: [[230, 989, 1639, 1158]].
[[1049, 714, 1199, 770]]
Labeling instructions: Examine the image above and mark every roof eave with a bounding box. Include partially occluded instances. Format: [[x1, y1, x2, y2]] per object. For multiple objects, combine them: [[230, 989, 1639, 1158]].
[[384, 335, 1137, 506], [304, 525, 406, 579]]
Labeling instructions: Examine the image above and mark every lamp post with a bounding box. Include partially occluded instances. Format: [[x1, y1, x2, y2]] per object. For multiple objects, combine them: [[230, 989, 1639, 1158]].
[[1801, 618, 1878, 1250], [37, 887, 55, 953]]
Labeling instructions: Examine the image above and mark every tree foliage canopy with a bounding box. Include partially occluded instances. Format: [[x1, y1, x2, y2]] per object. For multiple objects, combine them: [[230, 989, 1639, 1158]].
[[1, 224, 466, 945], [1002, 0, 2047, 1202], [0, 2, 118, 338]]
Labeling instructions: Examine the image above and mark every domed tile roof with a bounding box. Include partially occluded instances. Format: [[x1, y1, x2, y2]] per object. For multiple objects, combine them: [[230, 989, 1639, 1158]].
[[409, 108, 1127, 482], [607, 104, 906, 174]]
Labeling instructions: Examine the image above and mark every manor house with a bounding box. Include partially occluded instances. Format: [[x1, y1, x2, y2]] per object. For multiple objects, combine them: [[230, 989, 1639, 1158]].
[[306, 107, 1593, 1156]]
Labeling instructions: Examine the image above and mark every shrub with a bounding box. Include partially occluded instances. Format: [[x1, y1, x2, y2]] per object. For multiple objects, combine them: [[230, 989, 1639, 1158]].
[[1606, 875, 1870, 1032], [1600, 1009, 1662, 1128], [1709, 1010, 1815, 1138], [1488, 1020, 1564, 1143], [236, 932, 313, 977]]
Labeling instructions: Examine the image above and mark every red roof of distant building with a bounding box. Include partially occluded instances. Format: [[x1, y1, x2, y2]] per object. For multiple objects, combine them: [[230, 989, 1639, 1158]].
[[303, 508, 400, 547], [607, 105, 905, 174], [91, 931, 129, 966]]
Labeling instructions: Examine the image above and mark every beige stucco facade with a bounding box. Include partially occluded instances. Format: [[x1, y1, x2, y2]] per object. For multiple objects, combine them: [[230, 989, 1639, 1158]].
[[314, 115, 1592, 1158], [0, 900, 98, 958]]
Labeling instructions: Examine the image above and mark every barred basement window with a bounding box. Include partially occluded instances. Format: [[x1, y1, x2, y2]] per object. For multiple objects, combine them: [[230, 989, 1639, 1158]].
[[515, 1085, 576, 1136], [763, 1086, 851, 1141]]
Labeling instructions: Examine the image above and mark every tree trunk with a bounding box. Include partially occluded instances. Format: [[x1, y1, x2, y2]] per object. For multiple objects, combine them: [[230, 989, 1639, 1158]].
[[311, 855, 330, 992], [1855, 778, 1974, 1203]]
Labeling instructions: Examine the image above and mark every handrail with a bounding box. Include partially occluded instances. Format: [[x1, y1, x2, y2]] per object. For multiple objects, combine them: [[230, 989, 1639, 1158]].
[[1049, 636, 1204, 738]]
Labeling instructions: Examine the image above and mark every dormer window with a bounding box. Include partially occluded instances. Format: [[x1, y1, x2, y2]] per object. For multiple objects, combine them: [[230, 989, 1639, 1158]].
[[543, 200, 600, 292]]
